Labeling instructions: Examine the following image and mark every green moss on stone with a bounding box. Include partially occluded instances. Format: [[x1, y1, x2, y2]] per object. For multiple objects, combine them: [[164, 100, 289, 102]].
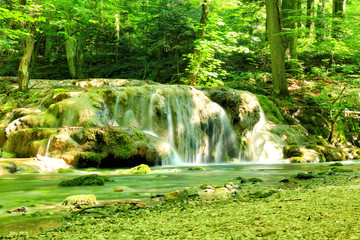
[[123, 164, 151, 174], [257, 95, 285, 124], [74, 152, 102, 168], [58, 174, 112, 187], [283, 145, 304, 158], [63, 194, 98, 206]]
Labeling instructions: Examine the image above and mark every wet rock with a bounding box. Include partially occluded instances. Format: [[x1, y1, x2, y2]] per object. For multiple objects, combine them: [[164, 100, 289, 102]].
[[8, 207, 26, 214], [124, 164, 151, 175], [113, 187, 126, 192], [63, 194, 98, 207], [329, 162, 343, 166], [247, 177, 263, 183], [283, 145, 303, 158], [188, 166, 206, 171], [6, 162, 18, 173], [164, 188, 199, 202], [58, 174, 112, 186], [292, 172, 316, 180]]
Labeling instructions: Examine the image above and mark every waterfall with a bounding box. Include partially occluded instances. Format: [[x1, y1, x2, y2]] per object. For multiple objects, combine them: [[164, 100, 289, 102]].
[[109, 85, 284, 165], [45, 137, 52, 157], [247, 108, 285, 163], [111, 86, 241, 165]]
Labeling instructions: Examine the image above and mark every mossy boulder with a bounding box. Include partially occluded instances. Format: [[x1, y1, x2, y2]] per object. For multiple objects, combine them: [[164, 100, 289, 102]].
[[283, 145, 304, 158], [324, 146, 347, 162], [188, 166, 206, 171], [256, 95, 286, 124], [123, 164, 151, 175], [71, 127, 159, 167], [292, 172, 316, 180], [74, 152, 102, 168], [164, 188, 199, 202], [3, 128, 57, 157], [201, 87, 261, 132], [58, 174, 112, 186], [63, 194, 98, 207], [292, 107, 331, 140], [289, 157, 304, 163]]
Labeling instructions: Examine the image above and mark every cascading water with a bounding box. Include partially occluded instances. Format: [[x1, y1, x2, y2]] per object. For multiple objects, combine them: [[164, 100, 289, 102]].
[[111, 85, 241, 165], [246, 108, 285, 163]]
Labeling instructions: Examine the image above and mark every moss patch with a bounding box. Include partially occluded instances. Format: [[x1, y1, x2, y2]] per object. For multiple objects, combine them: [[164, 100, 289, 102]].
[[58, 174, 112, 187], [257, 95, 285, 124], [123, 164, 151, 175]]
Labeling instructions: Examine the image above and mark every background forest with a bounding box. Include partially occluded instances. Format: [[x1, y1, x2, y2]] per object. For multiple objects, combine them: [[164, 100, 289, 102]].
[[1, 0, 359, 85]]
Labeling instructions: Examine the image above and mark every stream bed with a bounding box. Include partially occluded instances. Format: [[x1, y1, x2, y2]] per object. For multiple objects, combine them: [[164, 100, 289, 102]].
[[1, 162, 359, 235]]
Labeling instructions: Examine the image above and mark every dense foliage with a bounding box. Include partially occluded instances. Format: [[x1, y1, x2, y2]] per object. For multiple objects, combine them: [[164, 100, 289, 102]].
[[0, 0, 359, 88]]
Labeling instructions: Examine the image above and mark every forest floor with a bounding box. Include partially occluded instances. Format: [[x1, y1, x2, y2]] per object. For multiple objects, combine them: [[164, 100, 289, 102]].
[[2, 167, 360, 239]]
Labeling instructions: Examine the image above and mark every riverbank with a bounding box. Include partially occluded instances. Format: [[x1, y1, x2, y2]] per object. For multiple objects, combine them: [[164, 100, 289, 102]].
[[1, 164, 360, 239]]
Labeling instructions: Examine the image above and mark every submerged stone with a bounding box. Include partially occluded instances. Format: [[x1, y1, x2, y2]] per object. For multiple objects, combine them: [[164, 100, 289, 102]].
[[58, 174, 112, 186]]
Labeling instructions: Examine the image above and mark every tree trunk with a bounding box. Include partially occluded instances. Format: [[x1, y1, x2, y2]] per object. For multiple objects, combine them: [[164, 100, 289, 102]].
[[189, 0, 210, 86], [332, 0, 346, 38], [316, 0, 326, 40], [266, 0, 289, 97], [66, 29, 77, 78], [282, 0, 299, 72], [18, 22, 36, 92], [306, 0, 315, 36], [333, 0, 346, 17]]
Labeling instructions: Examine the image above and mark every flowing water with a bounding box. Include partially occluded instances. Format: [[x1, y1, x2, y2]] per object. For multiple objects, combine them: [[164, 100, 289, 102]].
[[109, 85, 262, 165], [1, 162, 359, 234]]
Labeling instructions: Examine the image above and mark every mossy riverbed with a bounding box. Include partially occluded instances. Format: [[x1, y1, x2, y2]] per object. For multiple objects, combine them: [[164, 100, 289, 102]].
[[1, 162, 360, 238]]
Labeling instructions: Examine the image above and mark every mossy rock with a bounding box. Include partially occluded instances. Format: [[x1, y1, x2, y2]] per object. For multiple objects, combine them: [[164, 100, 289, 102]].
[[188, 166, 206, 171], [292, 172, 316, 180], [248, 190, 278, 199], [113, 187, 126, 192], [325, 146, 347, 162], [164, 188, 199, 202], [289, 157, 305, 163], [74, 152, 102, 168], [123, 164, 151, 175], [329, 162, 343, 166], [247, 177, 263, 183], [63, 194, 98, 206], [283, 145, 303, 158], [279, 178, 290, 183], [256, 95, 286, 124], [58, 174, 112, 187]]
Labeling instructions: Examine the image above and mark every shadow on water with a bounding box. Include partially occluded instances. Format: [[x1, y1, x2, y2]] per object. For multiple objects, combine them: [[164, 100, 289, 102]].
[[1, 162, 359, 234]]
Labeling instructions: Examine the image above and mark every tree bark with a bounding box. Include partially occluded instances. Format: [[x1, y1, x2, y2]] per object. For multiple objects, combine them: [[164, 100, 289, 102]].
[[66, 29, 77, 78], [189, 0, 210, 86], [18, 22, 36, 92], [266, 0, 289, 97], [282, 0, 299, 72], [306, 0, 315, 36]]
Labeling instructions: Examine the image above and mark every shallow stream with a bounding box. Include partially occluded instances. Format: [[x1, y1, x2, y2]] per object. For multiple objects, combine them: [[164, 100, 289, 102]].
[[1, 162, 359, 235]]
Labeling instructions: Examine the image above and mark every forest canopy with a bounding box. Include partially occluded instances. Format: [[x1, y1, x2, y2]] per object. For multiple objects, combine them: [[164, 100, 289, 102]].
[[0, 0, 359, 92]]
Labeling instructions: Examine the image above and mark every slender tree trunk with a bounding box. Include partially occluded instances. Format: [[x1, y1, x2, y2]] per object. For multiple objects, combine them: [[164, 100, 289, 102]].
[[306, 0, 315, 36], [18, 22, 36, 91], [266, 0, 289, 97], [332, 0, 346, 38], [282, 0, 299, 72], [76, 33, 85, 78], [189, 0, 210, 86], [66, 29, 77, 78], [316, 0, 326, 40]]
